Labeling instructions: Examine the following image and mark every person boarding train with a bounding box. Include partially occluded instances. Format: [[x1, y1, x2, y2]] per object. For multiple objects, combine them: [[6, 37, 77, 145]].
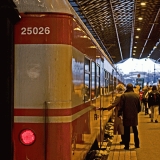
[[100, 83, 126, 144]]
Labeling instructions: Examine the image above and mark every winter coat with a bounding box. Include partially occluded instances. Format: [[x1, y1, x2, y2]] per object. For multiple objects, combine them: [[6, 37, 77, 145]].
[[104, 91, 124, 135], [119, 91, 141, 126], [148, 90, 160, 106]]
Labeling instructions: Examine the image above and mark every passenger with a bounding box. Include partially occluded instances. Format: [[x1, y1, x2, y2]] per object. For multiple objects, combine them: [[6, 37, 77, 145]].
[[133, 85, 140, 95], [139, 89, 144, 112], [147, 85, 160, 123], [142, 85, 149, 115], [100, 83, 126, 144], [144, 85, 152, 117], [118, 83, 141, 150]]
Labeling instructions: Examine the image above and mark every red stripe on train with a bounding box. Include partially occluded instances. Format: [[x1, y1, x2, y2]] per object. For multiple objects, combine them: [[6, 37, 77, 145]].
[[14, 102, 90, 116]]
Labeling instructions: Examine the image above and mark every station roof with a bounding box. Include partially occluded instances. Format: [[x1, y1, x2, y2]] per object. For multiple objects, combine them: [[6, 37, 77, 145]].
[[69, 0, 160, 64]]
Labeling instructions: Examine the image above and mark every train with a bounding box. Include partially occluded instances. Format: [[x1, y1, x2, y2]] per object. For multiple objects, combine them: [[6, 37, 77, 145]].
[[13, 0, 122, 159]]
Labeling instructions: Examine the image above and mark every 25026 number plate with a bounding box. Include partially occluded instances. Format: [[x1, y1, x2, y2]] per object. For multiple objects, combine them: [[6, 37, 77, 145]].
[[21, 27, 50, 35]]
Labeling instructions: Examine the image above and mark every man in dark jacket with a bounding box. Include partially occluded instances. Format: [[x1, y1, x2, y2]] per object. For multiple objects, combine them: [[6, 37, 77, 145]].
[[118, 83, 141, 150]]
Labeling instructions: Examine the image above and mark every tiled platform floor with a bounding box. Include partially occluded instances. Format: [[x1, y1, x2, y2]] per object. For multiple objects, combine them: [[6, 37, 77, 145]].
[[107, 111, 160, 160], [107, 133, 137, 160]]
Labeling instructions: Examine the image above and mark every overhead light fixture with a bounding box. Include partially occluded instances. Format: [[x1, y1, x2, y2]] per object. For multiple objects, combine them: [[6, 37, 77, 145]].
[[153, 46, 157, 49], [134, 46, 137, 48], [74, 27, 81, 31], [138, 17, 143, 20], [141, 2, 146, 6], [135, 36, 139, 38], [133, 53, 135, 55], [80, 35, 90, 39], [88, 46, 96, 48], [137, 28, 141, 31]]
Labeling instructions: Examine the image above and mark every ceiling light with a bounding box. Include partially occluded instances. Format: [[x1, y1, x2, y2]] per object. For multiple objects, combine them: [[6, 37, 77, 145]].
[[140, 2, 146, 6], [135, 36, 139, 38], [137, 28, 141, 31], [88, 46, 96, 48], [134, 46, 137, 48], [133, 53, 135, 55], [74, 27, 81, 31], [80, 35, 90, 39], [138, 17, 143, 20]]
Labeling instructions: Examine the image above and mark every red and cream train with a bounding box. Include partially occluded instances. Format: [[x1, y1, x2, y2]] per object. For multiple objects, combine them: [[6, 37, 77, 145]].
[[13, 0, 122, 159]]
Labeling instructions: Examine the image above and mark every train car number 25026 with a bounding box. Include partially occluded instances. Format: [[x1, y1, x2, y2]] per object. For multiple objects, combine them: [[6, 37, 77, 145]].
[[21, 27, 51, 35]]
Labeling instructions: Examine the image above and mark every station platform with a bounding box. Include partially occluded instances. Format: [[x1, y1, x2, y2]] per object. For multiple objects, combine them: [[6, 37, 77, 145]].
[[107, 111, 160, 160]]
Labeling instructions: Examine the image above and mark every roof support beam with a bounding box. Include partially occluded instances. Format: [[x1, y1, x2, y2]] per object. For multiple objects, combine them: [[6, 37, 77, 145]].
[[139, 8, 160, 58], [130, 1, 136, 58], [110, 0, 123, 61]]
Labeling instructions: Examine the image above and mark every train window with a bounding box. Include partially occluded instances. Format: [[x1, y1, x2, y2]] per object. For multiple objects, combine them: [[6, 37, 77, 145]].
[[108, 73, 112, 92], [104, 70, 109, 95], [109, 72, 114, 92], [91, 62, 96, 99], [96, 65, 100, 97], [114, 77, 117, 90], [85, 58, 90, 72], [84, 58, 91, 102]]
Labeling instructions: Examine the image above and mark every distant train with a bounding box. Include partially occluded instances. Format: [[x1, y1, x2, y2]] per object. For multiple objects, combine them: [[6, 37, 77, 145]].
[[13, 0, 122, 159]]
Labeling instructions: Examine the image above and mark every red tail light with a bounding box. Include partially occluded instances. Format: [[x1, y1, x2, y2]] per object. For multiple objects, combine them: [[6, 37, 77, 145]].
[[20, 129, 36, 145]]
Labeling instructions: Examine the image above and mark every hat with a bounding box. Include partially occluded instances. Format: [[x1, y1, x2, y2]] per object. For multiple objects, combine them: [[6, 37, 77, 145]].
[[116, 84, 125, 91], [152, 85, 157, 91], [126, 83, 133, 91]]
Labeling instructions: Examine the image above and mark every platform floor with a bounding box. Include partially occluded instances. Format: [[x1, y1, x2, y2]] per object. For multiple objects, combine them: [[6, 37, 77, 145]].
[[107, 111, 160, 160]]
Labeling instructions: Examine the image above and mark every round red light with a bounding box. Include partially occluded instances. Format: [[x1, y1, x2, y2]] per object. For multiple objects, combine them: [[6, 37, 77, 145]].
[[20, 129, 36, 145]]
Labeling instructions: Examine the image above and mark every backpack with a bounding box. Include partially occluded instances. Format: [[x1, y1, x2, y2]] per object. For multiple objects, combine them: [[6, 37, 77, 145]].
[[148, 92, 160, 105]]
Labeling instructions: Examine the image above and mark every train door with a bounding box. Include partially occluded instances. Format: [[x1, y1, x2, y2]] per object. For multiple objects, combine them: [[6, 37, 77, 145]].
[[84, 57, 101, 103]]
